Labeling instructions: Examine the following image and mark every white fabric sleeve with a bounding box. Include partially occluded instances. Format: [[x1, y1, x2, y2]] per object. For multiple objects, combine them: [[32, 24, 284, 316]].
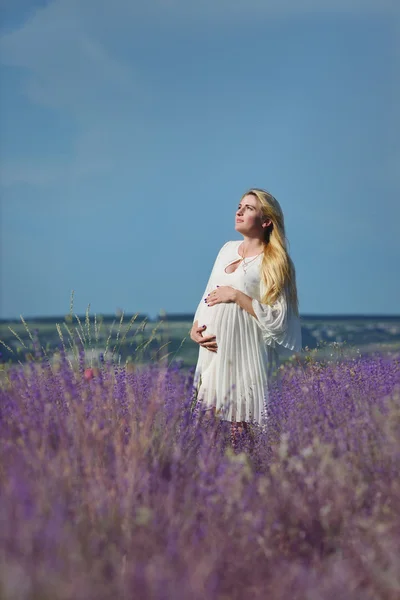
[[193, 241, 230, 325], [251, 284, 302, 355]]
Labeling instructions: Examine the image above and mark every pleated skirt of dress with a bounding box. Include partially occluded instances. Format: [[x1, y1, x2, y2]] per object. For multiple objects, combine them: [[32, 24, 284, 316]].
[[192, 302, 278, 425]]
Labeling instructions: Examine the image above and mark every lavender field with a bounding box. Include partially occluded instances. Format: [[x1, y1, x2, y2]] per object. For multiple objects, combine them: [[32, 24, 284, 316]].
[[1, 342, 400, 599]]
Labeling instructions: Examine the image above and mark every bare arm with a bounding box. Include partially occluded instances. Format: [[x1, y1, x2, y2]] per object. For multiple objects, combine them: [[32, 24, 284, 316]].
[[232, 290, 257, 318], [205, 285, 301, 352], [204, 286, 257, 318]]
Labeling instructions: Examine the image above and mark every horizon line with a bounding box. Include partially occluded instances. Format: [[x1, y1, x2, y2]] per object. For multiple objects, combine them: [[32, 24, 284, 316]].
[[1, 312, 400, 324]]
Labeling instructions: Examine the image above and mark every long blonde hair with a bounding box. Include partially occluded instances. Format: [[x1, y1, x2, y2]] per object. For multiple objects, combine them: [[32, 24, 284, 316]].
[[240, 188, 299, 316]]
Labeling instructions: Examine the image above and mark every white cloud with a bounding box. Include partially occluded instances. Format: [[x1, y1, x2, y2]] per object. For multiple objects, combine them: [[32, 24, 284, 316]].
[[0, 4, 143, 121], [0, 154, 111, 187], [0, 0, 150, 187], [0, 162, 64, 187], [1, 0, 398, 106], [0, 0, 398, 189]]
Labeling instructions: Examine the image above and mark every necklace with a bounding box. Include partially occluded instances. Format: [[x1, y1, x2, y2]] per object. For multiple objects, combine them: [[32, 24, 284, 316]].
[[239, 245, 264, 274]]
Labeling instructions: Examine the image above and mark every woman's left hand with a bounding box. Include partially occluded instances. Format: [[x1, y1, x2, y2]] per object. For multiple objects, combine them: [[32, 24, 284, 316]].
[[205, 286, 237, 307]]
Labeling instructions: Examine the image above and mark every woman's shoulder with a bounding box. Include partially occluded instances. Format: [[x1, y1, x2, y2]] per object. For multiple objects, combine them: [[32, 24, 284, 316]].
[[214, 240, 240, 260], [219, 240, 241, 252]]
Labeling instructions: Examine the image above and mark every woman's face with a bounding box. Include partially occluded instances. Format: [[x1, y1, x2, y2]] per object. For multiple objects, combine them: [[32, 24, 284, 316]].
[[235, 194, 271, 234]]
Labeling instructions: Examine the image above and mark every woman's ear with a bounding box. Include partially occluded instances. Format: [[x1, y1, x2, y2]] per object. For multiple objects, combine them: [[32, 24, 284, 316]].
[[262, 218, 272, 229]]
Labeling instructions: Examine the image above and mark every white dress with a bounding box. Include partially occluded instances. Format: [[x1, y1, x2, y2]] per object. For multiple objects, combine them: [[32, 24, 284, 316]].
[[192, 240, 302, 425]]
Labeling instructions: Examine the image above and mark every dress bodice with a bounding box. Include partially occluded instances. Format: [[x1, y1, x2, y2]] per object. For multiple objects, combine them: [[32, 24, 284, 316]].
[[212, 240, 264, 302]]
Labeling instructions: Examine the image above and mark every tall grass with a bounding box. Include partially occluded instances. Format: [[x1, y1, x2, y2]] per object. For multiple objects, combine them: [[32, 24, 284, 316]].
[[0, 328, 399, 598], [0, 290, 181, 372]]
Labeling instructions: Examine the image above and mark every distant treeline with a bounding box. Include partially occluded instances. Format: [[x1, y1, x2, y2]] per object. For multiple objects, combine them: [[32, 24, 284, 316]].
[[1, 313, 399, 325]]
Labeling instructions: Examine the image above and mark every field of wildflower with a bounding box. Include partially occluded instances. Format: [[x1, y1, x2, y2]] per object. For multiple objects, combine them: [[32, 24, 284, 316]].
[[1, 314, 400, 599]]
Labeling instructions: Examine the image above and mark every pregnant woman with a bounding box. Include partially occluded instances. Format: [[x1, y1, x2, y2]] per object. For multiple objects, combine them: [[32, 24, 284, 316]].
[[190, 188, 302, 447]]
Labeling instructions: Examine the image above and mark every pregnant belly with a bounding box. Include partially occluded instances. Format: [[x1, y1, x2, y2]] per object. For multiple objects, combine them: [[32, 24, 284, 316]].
[[200, 302, 237, 340]]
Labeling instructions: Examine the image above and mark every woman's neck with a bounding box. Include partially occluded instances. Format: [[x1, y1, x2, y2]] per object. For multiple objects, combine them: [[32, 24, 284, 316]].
[[240, 236, 265, 256]]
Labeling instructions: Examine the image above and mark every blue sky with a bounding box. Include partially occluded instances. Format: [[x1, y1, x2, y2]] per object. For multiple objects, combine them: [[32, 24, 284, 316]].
[[0, 0, 399, 319]]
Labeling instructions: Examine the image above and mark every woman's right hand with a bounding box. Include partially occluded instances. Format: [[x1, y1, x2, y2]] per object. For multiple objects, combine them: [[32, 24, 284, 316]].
[[190, 321, 218, 353]]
